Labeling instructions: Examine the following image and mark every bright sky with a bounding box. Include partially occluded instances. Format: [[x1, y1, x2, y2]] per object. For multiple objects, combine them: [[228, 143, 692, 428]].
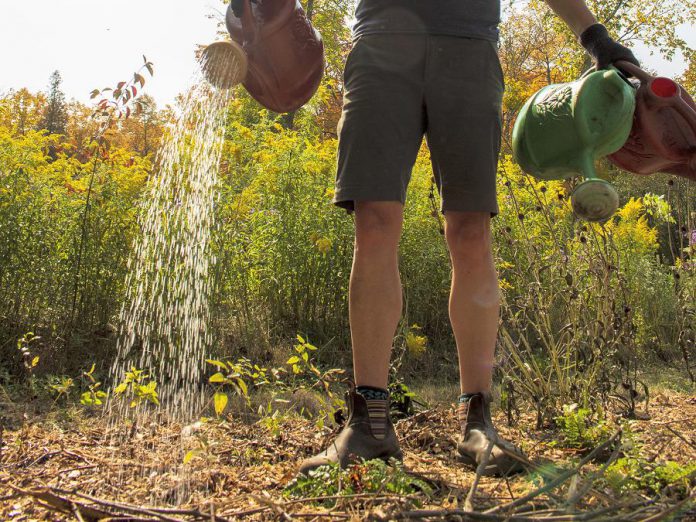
[[0, 1, 693, 110], [0, 1, 224, 108]]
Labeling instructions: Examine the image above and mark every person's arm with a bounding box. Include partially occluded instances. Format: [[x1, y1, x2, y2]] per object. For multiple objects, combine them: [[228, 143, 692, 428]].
[[544, 0, 640, 72], [544, 0, 597, 37]]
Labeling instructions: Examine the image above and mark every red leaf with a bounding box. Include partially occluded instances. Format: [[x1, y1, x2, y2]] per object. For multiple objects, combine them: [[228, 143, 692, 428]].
[[131, 86, 138, 96], [117, 81, 126, 89]]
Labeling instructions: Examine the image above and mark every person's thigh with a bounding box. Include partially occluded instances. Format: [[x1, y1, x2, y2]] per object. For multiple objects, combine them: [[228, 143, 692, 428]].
[[333, 34, 428, 214], [424, 36, 504, 215]]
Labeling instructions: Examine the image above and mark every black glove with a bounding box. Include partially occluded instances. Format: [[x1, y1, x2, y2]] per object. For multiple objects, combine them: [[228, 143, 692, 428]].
[[580, 23, 640, 74]]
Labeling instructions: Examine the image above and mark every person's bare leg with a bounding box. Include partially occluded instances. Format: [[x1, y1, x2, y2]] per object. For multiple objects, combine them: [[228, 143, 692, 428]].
[[350, 201, 404, 389], [444, 211, 499, 394]]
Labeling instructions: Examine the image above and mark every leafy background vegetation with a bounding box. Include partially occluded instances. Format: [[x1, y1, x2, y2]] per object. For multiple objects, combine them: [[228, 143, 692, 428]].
[[1, 0, 694, 517], [1, 0, 693, 413]]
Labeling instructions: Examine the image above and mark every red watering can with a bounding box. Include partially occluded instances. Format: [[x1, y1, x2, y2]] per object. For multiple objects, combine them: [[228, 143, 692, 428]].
[[608, 61, 696, 181], [201, 0, 325, 114]]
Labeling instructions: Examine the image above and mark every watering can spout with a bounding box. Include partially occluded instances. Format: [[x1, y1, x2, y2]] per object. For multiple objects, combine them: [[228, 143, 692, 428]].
[[200, 41, 248, 90], [512, 67, 636, 221]]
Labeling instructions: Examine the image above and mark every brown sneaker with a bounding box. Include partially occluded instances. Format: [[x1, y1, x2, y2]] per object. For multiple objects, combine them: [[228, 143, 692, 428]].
[[456, 392, 526, 477], [298, 390, 403, 475]]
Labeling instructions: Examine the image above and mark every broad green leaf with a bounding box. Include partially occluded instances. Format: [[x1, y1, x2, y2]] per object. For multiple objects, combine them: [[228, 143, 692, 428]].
[[236, 378, 248, 397], [209, 372, 226, 383], [287, 356, 300, 365], [214, 392, 228, 416], [80, 392, 93, 405]]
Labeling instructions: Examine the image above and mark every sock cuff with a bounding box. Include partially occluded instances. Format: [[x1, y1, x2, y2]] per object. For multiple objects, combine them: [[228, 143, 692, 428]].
[[357, 386, 389, 401], [458, 392, 480, 404]]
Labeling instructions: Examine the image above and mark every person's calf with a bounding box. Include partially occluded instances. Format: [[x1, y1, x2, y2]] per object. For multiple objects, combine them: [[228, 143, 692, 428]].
[[350, 202, 404, 389], [445, 212, 500, 394]]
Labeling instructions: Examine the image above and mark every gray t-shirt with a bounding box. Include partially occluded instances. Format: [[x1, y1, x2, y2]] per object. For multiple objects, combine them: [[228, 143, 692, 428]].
[[353, 0, 501, 42]]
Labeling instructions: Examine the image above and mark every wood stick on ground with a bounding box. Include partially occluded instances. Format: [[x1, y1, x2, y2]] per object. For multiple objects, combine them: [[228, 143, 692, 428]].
[[9, 485, 113, 521], [226, 492, 419, 518], [563, 434, 623, 509], [12, 485, 197, 522], [665, 424, 696, 450], [464, 438, 494, 511], [49, 487, 227, 521], [391, 508, 585, 521], [634, 489, 695, 522], [484, 430, 622, 515]]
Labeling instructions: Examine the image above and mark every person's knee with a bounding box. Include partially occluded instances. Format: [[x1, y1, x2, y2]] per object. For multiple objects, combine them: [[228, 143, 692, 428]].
[[354, 201, 403, 253], [445, 212, 492, 263]]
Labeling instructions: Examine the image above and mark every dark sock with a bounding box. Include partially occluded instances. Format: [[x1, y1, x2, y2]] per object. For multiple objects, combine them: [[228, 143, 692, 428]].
[[356, 386, 389, 440]]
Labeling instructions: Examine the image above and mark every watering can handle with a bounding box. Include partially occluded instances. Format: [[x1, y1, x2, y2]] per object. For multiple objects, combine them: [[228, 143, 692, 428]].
[[580, 64, 632, 88], [616, 60, 696, 130], [239, 0, 259, 44], [614, 61, 652, 83]]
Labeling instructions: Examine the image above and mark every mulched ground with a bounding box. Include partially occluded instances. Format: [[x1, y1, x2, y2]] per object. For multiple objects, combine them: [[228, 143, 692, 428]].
[[1, 390, 694, 520]]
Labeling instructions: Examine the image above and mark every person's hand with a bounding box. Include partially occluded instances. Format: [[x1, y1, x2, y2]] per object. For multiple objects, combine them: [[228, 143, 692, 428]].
[[580, 23, 640, 75]]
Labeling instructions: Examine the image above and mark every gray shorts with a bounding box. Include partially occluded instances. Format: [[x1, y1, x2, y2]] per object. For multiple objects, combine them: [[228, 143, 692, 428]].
[[333, 34, 504, 215]]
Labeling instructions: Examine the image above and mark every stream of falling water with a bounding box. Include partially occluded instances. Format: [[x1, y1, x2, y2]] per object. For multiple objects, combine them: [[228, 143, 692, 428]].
[[104, 51, 243, 505], [108, 66, 232, 424]]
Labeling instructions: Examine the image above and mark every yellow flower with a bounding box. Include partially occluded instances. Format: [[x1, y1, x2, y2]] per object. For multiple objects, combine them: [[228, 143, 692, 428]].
[[617, 197, 643, 222], [315, 237, 332, 254], [325, 187, 335, 199], [405, 325, 427, 357], [236, 125, 253, 140]]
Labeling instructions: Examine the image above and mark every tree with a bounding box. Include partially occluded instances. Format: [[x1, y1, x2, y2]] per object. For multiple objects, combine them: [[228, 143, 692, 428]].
[[497, 0, 696, 150], [0, 88, 46, 136], [114, 95, 165, 156], [679, 51, 696, 94], [38, 70, 68, 135]]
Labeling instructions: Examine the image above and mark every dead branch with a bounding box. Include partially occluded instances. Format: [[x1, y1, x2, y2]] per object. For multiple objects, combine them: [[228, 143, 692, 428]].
[[485, 430, 622, 515]]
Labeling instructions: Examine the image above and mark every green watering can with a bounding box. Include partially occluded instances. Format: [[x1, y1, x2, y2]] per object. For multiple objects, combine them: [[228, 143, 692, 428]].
[[512, 67, 636, 221]]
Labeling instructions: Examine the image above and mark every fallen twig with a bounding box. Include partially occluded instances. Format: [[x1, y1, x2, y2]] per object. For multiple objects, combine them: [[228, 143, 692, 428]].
[[485, 430, 622, 515], [227, 492, 419, 518], [464, 438, 494, 511], [637, 489, 695, 522], [665, 424, 696, 450]]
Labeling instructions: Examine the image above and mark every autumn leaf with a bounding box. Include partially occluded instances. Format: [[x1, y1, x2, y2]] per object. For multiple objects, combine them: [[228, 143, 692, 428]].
[[214, 392, 228, 416]]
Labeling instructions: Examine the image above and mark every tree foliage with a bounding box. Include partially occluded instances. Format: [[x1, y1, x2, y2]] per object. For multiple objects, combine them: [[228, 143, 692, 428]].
[[0, 0, 693, 391], [38, 70, 68, 136]]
